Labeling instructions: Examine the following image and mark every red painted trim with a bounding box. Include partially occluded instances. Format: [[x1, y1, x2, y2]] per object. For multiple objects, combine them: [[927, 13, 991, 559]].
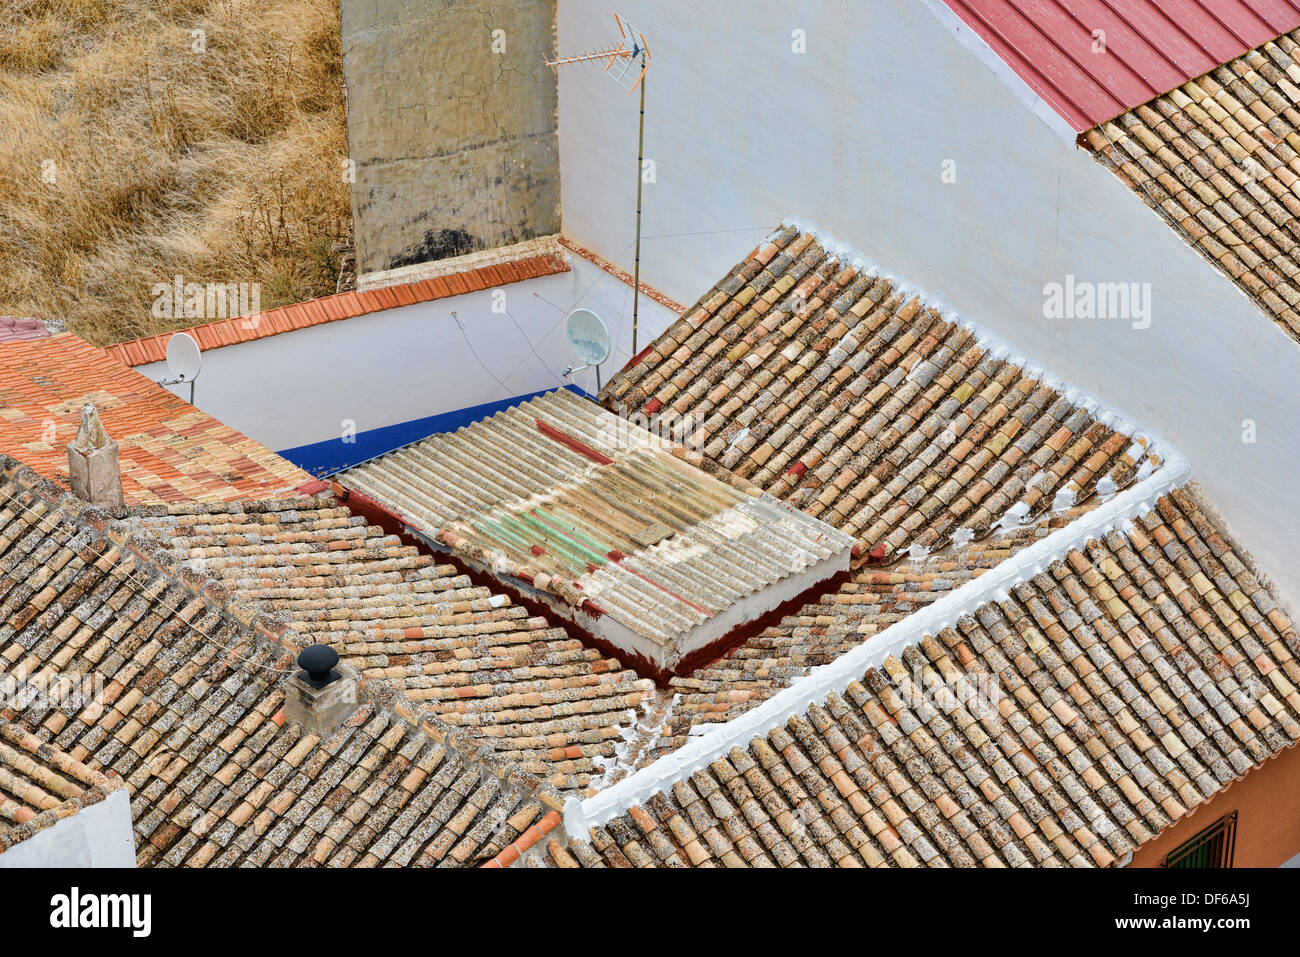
[[556, 236, 686, 314], [535, 419, 614, 465]]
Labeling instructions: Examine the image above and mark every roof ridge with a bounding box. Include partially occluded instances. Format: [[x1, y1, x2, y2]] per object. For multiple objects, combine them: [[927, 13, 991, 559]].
[[567, 420, 1193, 836], [0, 455, 568, 843]]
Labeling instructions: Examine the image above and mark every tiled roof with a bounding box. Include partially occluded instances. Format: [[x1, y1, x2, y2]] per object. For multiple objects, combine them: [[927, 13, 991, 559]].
[[941, 0, 1300, 131], [1084, 27, 1300, 343], [541, 489, 1300, 867], [0, 334, 311, 504], [640, 504, 1099, 767], [0, 456, 568, 866], [337, 388, 857, 675], [0, 318, 49, 344], [0, 716, 124, 855], [129, 494, 655, 791], [600, 225, 1160, 564], [102, 254, 570, 367]]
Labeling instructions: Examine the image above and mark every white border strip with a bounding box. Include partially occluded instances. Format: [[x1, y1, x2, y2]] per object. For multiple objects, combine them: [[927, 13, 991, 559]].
[[918, 0, 1081, 144], [567, 216, 1193, 835]]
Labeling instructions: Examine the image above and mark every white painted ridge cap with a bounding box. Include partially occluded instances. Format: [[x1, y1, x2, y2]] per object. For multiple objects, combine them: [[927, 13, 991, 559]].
[[771, 214, 1172, 465], [569, 442, 1192, 835]]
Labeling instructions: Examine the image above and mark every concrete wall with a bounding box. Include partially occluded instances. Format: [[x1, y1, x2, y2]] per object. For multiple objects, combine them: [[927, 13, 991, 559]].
[[555, 0, 1300, 605], [0, 788, 136, 868], [144, 256, 677, 470], [342, 0, 560, 273]]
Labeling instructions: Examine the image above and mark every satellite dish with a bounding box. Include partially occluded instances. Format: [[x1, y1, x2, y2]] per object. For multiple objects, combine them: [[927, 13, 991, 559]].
[[566, 309, 611, 367], [165, 332, 202, 382]]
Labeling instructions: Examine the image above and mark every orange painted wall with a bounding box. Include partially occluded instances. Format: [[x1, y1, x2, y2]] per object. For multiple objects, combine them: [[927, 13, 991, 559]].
[[1130, 745, 1300, 868]]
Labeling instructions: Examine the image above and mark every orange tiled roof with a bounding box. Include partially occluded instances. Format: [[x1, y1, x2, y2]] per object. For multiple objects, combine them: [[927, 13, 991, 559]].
[[600, 226, 1159, 564], [0, 334, 311, 504], [103, 254, 571, 367], [0, 717, 124, 856]]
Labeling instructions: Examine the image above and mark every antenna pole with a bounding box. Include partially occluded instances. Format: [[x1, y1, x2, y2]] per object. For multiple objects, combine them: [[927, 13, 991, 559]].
[[631, 57, 646, 357]]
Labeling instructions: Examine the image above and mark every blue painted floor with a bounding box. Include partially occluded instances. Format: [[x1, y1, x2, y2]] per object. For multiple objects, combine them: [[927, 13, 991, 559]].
[[277, 385, 590, 478]]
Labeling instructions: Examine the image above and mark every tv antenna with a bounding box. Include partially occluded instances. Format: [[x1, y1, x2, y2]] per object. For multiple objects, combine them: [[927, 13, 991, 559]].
[[159, 331, 202, 405], [547, 13, 651, 359], [562, 308, 612, 391]]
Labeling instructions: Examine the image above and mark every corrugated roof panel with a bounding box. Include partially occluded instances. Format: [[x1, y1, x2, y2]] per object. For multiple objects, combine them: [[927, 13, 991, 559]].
[[337, 389, 857, 668], [942, 0, 1300, 129]]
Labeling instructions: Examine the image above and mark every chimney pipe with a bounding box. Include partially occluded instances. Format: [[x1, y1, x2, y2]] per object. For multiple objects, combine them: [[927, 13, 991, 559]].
[[66, 405, 124, 507], [283, 644, 358, 734]]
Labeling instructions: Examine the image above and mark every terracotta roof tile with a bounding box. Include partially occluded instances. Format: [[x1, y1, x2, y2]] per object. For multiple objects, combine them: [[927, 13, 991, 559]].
[[129, 493, 655, 792], [0, 716, 123, 855], [0, 335, 310, 505], [0, 456, 567, 866], [600, 227, 1158, 563], [101, 254, 571, 367], [545, 488, 1300, 867]]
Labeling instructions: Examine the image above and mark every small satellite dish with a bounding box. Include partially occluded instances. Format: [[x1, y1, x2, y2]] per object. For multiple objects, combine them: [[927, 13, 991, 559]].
[[165, 332, 202, 382], [566, 309, 611, 367]]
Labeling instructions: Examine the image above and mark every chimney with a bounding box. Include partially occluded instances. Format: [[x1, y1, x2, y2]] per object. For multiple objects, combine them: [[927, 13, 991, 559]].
[[66, 405, 124, 507], [283, 644, 360, 735]]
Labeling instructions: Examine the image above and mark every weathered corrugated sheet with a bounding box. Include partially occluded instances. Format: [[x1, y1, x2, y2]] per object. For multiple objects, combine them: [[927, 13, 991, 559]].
[[339, 389, 855, 649]]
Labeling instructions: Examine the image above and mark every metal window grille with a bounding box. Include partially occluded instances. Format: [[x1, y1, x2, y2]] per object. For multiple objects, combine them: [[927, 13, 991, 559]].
[[1164, 812, 1237, 868]]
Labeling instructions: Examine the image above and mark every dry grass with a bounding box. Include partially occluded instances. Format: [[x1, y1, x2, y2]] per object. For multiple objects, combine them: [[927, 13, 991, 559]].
[[0, 0, 351, 345]]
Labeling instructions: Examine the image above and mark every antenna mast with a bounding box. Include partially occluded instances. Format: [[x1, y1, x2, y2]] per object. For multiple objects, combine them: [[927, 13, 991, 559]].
[[547, 13, 652, 359]]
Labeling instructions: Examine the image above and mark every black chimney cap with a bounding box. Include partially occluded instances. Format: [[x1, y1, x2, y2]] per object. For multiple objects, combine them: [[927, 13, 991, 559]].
[[298, 644, 341, 689]]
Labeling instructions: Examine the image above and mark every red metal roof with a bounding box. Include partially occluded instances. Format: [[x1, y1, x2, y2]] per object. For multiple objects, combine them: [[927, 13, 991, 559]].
[[942, 0, 1300, 130]]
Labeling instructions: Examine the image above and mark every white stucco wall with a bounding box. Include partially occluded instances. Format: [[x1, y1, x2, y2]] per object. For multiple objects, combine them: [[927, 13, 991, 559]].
[[556, 0, 1300, 604], [0, 788, 136, 868], [142, 255, 677, 454]]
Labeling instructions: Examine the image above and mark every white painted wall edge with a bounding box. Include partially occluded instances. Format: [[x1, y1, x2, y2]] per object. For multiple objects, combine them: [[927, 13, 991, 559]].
[[569, 442, 1193, 834], [918, 0, 1081, 144]]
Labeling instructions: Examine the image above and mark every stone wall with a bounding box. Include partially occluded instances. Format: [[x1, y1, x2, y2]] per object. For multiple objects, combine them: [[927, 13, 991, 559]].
[[342, 0, 560, 274]]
